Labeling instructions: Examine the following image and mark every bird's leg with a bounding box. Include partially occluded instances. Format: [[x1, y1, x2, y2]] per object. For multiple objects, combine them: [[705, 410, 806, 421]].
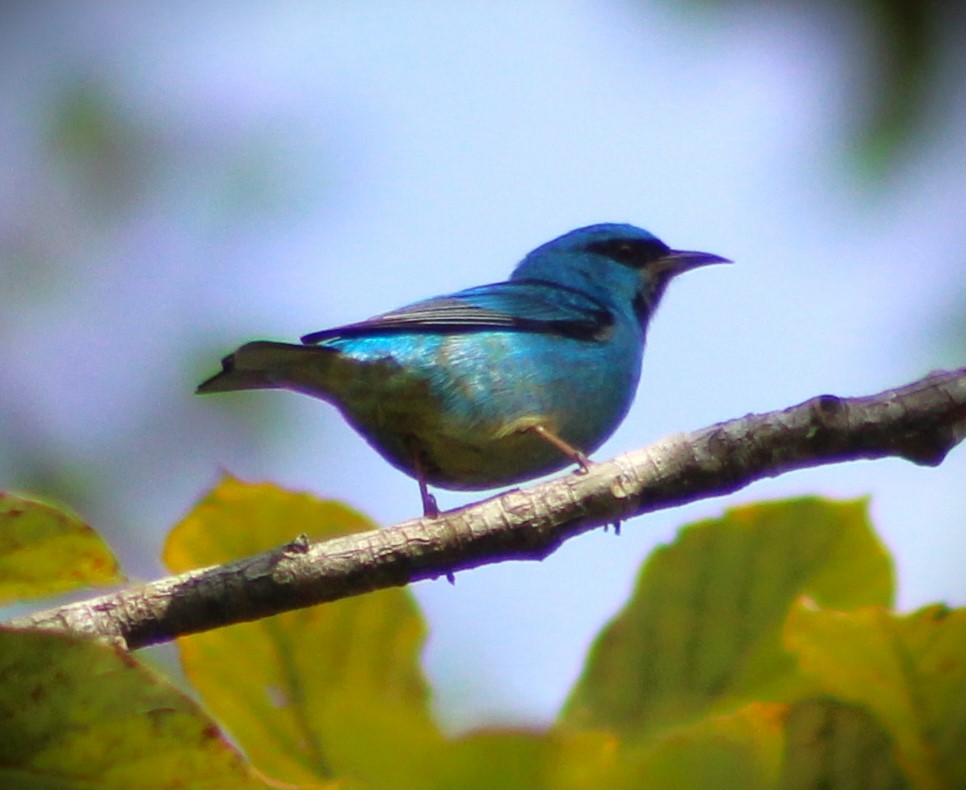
[[528, 425, 592, 474], [410, 446, 440, 518]]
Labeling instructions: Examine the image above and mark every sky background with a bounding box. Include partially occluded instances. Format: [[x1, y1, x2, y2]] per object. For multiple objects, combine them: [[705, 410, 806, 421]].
[[2, 2, 965, 732]]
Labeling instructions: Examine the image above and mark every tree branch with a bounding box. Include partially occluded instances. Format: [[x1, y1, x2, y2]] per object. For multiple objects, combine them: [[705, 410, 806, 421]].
[[8, 367, 966, 649]]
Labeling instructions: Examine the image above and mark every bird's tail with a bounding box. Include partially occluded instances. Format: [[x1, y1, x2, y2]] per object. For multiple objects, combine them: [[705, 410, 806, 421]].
[[197, 341, 331, 394]]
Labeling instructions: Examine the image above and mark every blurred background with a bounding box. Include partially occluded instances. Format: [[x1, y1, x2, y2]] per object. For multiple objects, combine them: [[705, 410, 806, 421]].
[[2, 1, 964, 732]]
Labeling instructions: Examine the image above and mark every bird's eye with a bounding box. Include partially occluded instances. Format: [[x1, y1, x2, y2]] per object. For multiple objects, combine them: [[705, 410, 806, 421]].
[[586, 238, 667, 266], [609, 241, 639, 264]]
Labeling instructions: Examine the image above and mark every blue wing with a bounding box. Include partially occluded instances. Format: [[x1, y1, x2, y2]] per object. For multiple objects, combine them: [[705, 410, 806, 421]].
[[301, 279, 614, 345]]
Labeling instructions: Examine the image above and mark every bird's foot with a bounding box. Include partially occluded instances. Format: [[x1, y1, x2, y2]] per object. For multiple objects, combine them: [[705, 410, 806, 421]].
[[572, 450, 593, 475], [421, 491, 440, 518]]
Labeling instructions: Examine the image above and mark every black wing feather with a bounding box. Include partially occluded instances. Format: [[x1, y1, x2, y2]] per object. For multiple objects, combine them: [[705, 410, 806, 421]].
[[301, 280, 613, 345]]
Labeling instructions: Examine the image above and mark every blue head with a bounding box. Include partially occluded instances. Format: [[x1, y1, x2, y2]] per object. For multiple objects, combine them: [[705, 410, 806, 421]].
[[512, 223, 730, 329]]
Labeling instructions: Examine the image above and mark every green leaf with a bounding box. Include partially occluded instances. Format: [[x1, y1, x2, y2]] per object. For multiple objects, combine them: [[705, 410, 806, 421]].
[[0, 628, 259, 788], [780, 697, 907, 790], [560, 497, 894, 739], [435, 729, 619, 790], [165, 477, 442, 787], [0, 492, 122, 604], [615, 701, 785, 790], [609, 697, 905, 790], [786, 602, 966, 789]]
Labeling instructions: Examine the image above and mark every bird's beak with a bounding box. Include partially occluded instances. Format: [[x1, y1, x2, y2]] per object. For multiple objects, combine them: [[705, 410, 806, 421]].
[[655, 249, 732, 275]]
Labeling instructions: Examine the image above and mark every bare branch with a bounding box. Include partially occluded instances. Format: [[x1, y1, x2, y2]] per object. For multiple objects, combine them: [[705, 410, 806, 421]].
[[8, 367, 966, 649]]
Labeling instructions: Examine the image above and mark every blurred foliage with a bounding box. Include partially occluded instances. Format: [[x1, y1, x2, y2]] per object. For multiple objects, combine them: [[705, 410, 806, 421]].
[[3, 490, 964, 787], [1, 65, 302, 548], [786, 601, 966, 788], [46, 77, 154, 215], [560, 498, 893, 736], [856, 0, 936, 168], [692, 0, 965, 173], [3, 77, 158, 303]]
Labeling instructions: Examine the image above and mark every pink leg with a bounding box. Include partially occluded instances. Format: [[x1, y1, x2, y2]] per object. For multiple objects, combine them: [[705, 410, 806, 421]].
[[528, 425, 592, 474]]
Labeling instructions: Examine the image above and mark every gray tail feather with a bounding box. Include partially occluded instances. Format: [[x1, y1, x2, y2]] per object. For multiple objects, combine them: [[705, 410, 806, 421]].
[[196, 340, 326, 394]]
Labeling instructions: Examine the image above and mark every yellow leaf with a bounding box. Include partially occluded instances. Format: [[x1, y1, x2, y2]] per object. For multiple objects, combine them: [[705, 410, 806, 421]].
[[0, 492, 122, 604], [0, 628, 260, 788], [561, 497, 893, 738], [786, 603, 966, 790], [165, 477, 442, 787]]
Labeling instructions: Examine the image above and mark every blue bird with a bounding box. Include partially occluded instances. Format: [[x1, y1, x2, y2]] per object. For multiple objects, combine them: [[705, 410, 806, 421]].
[[198, 224, 729, 516]]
